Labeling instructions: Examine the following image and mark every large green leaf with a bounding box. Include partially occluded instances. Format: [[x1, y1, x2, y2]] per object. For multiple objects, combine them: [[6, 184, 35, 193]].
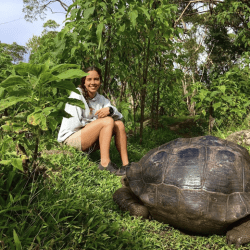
[[119, 24, 126, 32], [217, 85, 226, 94], [198, 89, 208, 102], [39, 72, 59, 85], [72, 32, 78, 43], [27, 111, 48, 131], [210, 91, 220, 98], [0, 96, 29, 111], [50, 64, 79, 73], [96, 22, 104, 49], [14, 63, 46, 77], [57, 69, 88, 80], [84, 6, 95, 19], [42, 107, 55, 116], [129, 10, 138, 28], [71, 46, 77, 57], [50, 109, 72, 120], [51, 80, 80, 94], [221, 95, 232, 103], [139, 7, 150, 20], [1, 124, 11, 132], [57, 97, 85, 109], [213, 102, 222, 111], [0, 76, 28, 88], [0, 159, 23, 172], [47, 117, 58, 131], [99, 2, 107, 11], [1, 121, 26, 133], [40, 115, 48, 130], [70, 8, 79, 20], [14, 111, 30, 120], [27, 107, 53, 130], [56, 25, 70, 42], [27, 110, 43, 126], [8, 88, 32, 97], [11, 158, 24, 172]]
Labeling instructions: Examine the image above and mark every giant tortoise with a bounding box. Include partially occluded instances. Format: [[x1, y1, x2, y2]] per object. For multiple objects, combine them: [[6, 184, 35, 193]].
[[113, 136, 250, 248]]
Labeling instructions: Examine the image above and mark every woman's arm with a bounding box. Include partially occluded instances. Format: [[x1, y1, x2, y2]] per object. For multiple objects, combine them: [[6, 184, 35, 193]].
[[102, 97, 123, 121], [57, 91, 88, 142]]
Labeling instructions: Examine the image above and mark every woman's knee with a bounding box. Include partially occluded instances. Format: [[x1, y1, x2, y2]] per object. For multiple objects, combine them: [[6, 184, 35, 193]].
[[101, 116, 115, 127], [114, 120, 125, 132]]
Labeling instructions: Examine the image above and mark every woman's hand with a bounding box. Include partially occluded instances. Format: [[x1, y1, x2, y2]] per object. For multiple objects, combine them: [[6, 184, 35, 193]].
[[95, 107, 110, 118]]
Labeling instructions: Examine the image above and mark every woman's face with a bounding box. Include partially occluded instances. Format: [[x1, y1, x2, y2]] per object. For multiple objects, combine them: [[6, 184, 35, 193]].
[[84, 70, 101, 98]]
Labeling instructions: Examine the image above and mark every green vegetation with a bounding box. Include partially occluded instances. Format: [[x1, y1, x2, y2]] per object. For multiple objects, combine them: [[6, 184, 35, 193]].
[[0, 62, 87, 173], [0, 42, 27, 82], [2, 116, 250, 249], [1, 0, 250, 248]]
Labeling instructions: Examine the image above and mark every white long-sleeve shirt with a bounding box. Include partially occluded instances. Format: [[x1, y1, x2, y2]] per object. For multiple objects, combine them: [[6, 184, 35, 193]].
[[57, 88, 123, 142]]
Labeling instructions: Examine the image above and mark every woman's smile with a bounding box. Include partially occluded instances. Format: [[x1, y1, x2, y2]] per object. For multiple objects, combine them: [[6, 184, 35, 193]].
[[84, 70, 101, 98]]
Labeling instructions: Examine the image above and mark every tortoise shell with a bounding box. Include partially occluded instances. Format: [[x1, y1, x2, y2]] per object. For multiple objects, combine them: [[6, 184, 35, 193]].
[[126, 136, 250, 234]]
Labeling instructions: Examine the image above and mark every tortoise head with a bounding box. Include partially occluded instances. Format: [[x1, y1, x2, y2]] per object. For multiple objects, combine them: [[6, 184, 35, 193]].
[[120, 176, 130, 187]]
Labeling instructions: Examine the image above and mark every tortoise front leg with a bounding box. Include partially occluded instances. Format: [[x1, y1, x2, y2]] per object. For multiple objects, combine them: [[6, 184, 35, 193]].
[[113, 187, 149, 219], [227, 218, 250, 248]]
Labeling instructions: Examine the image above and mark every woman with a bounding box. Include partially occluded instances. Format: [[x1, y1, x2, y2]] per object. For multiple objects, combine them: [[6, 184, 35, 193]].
[[57, 66, 129, 176]]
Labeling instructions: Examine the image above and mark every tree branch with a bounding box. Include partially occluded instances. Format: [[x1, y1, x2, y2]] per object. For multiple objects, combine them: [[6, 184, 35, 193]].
[[46, 6, 66, 14], [41, 0, 69, 12], [56, 0, 69, 11], [174, 0, 223, 28]]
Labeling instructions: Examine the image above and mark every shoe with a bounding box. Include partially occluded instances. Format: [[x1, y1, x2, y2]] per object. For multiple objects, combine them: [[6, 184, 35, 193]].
[[98, 161, 118, 174], [116, 163, 130, 176]]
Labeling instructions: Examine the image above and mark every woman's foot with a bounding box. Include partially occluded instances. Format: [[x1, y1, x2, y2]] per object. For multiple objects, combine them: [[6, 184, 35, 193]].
[[116, 163, 130, 176], [98, 161, 118, 174]]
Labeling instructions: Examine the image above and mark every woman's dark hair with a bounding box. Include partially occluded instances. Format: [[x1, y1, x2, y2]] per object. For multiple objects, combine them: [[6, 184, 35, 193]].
[[79, 66, 102, 104]]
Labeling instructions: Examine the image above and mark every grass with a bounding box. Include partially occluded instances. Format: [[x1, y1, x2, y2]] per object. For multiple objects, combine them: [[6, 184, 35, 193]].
[[1, 115, 250, 249]]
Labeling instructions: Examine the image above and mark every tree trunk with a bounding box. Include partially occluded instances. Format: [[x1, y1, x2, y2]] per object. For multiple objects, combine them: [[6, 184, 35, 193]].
[[103, 24, 112, 94], [155, 84, 160, 129], [155, 57, 161, 129], [159, 106, 165, 116], [133, 97, 137, 136], [128, 79, 139, 137], [140, 87, 146, 144], [103, 49, 110, 93], [120, 81, 127, 103], [4, 109, 8, 117], [150, 87, 156, 128], [31, 137, 39, 170], [139, 38, 150, 144], [182, 74, 196, 116], [209, 103, 215, 133]]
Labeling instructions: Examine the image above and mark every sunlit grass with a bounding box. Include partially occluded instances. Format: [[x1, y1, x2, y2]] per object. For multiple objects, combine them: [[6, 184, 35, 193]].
[[1, 115, 250, 249]]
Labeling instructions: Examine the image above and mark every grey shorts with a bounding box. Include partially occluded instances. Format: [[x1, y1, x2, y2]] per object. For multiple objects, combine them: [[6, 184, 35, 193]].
[[63, 129, 98, 154]]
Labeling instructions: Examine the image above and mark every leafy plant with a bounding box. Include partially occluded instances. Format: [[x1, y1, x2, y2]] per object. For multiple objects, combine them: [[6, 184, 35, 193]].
[[191, 60, 250, 129], [0, 46, 13, 83], [0, 61, 87, 173]]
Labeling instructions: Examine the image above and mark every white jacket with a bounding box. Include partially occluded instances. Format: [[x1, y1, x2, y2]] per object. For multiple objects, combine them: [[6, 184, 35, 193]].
[[57, 88, 123, 142]]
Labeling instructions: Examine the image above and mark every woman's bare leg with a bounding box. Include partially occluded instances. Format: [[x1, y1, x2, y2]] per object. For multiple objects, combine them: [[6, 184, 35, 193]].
[[81, 117, 114, 167], [113, 121, 129, 166]]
